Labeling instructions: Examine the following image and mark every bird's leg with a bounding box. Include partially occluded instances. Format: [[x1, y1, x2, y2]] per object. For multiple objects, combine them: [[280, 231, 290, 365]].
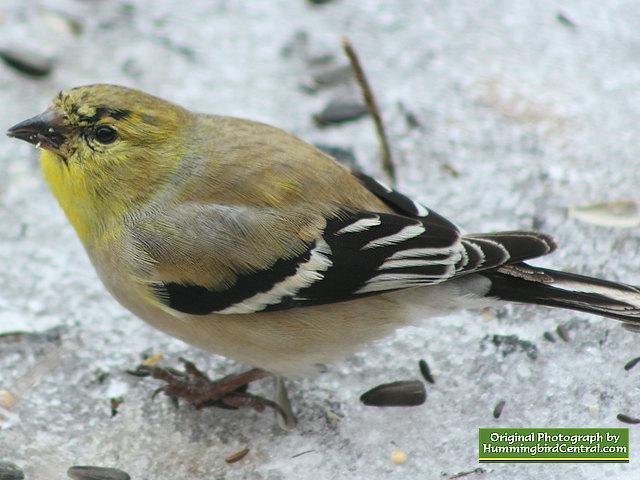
[[129, 358, 278, 414]]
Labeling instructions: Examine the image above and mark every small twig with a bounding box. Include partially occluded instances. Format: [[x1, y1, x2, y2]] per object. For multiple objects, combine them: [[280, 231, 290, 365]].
[[341, 37, 396, 183], [448, 467, 487, 479], [291, 449, 315, 459]]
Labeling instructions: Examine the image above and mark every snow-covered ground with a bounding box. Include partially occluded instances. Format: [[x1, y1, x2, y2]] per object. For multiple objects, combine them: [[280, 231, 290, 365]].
[[1, 1, 640, 478]]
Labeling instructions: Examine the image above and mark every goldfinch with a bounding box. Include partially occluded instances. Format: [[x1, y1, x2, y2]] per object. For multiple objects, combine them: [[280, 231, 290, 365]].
[[7, 84, 640, 406]]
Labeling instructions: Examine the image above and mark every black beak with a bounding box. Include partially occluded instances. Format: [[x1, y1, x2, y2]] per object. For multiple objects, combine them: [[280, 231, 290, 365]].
[[7, 110, 69, 152]]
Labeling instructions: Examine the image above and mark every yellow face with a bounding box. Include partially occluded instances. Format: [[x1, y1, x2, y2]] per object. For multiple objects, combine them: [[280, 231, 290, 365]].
[[8, 84, 190, 244]]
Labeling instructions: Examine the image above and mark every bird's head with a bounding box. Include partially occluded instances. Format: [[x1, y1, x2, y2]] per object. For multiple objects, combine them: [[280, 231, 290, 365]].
[[8, 83, 189, 169], [7, 84, 191, 241]]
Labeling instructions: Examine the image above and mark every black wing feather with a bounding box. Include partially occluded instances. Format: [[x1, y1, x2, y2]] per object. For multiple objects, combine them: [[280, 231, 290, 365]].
[[151, 246, 313, 315], [151, 172, 555, 315]]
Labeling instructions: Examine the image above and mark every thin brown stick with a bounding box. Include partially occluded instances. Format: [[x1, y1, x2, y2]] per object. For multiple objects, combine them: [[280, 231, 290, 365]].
[[341, 37, 396, 183]]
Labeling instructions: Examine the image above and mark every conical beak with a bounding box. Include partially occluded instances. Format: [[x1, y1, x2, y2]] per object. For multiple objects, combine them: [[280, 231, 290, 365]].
[[7, 110, 69, 153]]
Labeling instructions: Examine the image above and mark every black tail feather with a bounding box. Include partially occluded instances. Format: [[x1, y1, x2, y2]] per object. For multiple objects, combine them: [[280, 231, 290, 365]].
[[483, 263, 640, 323], [461, 231, 556, 272]]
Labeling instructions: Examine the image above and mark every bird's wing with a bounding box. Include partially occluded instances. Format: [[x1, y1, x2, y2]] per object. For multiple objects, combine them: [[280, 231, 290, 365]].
[[133, 173, 554, 316]]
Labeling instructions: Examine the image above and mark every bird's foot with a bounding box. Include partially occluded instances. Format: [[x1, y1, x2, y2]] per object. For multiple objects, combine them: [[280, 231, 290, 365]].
[[129, 358, 280, 414]]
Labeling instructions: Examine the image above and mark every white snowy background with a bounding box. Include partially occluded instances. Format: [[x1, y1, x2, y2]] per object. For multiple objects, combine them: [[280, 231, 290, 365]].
[[1, 1, 640, 478]]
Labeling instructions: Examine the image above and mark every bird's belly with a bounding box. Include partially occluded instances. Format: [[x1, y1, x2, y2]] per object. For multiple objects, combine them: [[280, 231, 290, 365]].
[[90, 251, 410, 374], [87, 242, 485, 375]]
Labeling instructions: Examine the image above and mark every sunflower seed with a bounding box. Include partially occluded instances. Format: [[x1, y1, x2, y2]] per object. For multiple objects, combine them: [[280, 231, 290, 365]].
[[616, 413, 640, 425], [67, 466, 130, 480], [493, 399, 506, 418], [0, 462, 24, 480], [556, 11, 577, 29], [360, 380, 426, 407], [313, 100, 369, 126], [418, 359, 435, 384], [312, 65, 353, 87], [556, 324, 570, 342], [568, 200, 640, 227], [38, 8, 84, 37], [0, 48, 54, 77], [624, 357, 640, 371]]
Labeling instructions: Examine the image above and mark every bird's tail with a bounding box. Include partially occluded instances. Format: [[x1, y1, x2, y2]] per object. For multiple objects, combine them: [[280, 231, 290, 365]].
[[482, 263, 640, 324]]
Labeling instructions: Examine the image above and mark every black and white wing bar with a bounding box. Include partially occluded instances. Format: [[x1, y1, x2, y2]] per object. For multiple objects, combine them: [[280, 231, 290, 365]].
[[151, 205, 555, 315]]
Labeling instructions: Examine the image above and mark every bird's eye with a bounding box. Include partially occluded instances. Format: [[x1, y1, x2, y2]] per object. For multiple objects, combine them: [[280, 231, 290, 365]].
[[94, 125, 118, 144]]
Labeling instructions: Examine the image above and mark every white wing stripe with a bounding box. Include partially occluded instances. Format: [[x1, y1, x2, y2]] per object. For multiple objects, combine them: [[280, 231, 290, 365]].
[[374, 178, 393, 193], [413, 201, 429, 217], [386, 246, 458, 259], [552, 279, 640, 305], [362, 223, 426, 250], [336, 216, 382, 234], [379, 254, 461, 270], [220, 239, 333, 314], [460, 239, 484, 268], [356, 269, 454, 294]]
